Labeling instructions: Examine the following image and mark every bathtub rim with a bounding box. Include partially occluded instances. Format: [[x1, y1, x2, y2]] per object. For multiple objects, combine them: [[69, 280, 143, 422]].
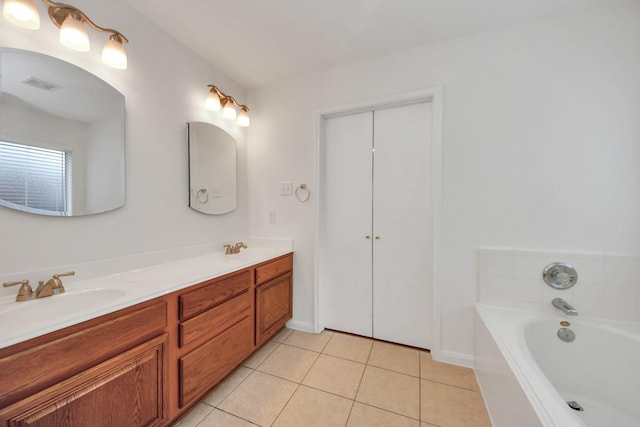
[[475, 303, 586, 427]]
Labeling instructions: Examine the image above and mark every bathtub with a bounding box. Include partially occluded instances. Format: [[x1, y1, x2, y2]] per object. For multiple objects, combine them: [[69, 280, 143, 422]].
[[474, 304, 640, 427]]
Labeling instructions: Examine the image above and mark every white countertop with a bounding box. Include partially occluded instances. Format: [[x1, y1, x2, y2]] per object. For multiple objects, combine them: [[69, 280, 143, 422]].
[[0, 244, 292, 350]]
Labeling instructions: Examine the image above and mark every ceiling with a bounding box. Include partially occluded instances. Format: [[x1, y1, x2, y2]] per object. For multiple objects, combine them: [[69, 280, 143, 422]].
[[122, 0, 633, 88]]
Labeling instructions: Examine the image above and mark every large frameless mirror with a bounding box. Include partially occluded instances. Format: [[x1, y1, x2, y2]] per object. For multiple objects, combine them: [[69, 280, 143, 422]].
[[0, 48, 125, 216], [187, 122, 237, 215]]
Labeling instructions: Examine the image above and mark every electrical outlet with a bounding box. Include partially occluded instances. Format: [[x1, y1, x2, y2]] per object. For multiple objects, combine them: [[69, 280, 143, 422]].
[[280, 181, 292, 195], [268, 210, 277, 223]]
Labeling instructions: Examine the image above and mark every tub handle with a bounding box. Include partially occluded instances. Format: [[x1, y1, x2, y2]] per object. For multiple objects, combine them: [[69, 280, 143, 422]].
[[543, 263, 578, 289]]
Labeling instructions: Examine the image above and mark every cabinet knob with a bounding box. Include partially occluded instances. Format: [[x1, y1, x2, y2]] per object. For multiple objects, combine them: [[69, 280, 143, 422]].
[[375, 236, 381, 240], [365, 235, 371, 239]]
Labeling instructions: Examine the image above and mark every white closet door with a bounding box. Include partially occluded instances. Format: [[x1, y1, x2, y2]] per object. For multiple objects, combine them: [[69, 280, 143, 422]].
[[322, 112, 374, 337], [372, 102, 432, 349]]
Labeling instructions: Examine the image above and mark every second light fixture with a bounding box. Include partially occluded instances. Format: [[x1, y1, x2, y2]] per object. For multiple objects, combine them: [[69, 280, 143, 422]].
[[206, 85, 250, 127]]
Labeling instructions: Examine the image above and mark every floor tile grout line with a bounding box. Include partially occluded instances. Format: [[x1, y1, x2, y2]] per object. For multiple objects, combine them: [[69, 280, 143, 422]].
[[213, 365, 257, 410], [352, 400, 422, 423], [269, 382, 302, 427], [342, 399, 355, 427], [353, 337, 375, 395], [419, 349, 423, 422], [251, 368, 306, 387], [277, 341, 324, 354], [188, 403, 214, 427], [246, 341, 281, 371], [421, 376, 483, 393], [213, 407, 262, 426], [295, 349, 321, 385]]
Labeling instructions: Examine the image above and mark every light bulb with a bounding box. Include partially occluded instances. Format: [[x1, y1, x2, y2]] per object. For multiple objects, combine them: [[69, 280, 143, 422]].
[[102, 35, 127, 69], [237, 107, 250, 127], [222, 99, 237, 120], [3, 0, 40, 29], [205, 90, 221, 111], [59, 13, 90, 52]]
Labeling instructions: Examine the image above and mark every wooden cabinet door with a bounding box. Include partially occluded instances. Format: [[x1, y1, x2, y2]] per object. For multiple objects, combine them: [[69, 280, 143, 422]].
[[255, 272, 292, 346], [0, 334, 167, 427]]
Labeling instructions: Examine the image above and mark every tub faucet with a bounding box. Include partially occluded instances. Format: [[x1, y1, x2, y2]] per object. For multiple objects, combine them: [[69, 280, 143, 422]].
[[552, 297, 578, 316]]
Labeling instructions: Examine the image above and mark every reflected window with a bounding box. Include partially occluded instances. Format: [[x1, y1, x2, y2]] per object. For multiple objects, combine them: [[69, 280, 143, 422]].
[[0, 141, 71, 215]]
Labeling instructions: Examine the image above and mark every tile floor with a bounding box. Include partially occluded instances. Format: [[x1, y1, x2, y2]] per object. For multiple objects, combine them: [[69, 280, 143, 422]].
[[173, 328, 492, 427]]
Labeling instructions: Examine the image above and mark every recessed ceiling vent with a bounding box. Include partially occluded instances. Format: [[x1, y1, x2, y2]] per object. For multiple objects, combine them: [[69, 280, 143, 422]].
[[20, 76, 61, 91]]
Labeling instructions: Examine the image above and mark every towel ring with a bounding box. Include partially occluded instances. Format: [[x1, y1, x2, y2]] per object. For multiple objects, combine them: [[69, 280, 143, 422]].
[[295, 184, 310, 202], [196, 188, 209, 204]]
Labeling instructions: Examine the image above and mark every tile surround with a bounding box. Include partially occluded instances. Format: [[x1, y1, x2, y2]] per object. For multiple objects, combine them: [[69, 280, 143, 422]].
[[174, 330, 491, 427], [478, 247, 640, 321]]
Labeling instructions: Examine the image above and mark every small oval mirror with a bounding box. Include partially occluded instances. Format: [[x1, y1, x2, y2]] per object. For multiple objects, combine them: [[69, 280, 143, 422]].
[[187, 122, 237, 215]]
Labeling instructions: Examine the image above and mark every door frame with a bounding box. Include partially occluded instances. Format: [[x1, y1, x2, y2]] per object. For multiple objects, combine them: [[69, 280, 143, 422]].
[[314, 87, 443, 358]]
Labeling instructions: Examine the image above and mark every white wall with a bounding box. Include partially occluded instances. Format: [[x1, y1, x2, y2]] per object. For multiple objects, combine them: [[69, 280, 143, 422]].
[[0, 0, 249, 279], [246, 3, 640, 361]]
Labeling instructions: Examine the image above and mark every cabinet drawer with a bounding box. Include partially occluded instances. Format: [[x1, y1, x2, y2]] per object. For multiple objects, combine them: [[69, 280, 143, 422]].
[[255, 254, 293, 285], [179, 270, 251, 320], [179, 317, 253, 407], [179, 291, 251, 348], [0, 300, 167, 408]]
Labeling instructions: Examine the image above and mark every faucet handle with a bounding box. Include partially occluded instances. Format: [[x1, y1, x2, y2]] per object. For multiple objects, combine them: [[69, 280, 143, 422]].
[[3, 280, 35, 302], [232, 242, 247, 254], [224, 244, 233, 255], [53, 271, 75, 279], [50, 271, 75, 294], [3, 279, 28, 288]]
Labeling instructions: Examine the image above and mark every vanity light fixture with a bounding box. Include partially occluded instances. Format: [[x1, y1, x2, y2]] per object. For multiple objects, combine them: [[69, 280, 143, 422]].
[[206, 85, 250, 127], [2, 0, 129, 69]]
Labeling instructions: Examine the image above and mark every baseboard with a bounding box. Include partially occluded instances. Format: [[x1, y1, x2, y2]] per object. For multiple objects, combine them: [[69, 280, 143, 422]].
[[285, 319, 315, 333], [436, 349, 475, 368]]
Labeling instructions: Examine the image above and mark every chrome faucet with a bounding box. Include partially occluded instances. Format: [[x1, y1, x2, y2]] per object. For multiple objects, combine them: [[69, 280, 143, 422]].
[[552, 297, 578, 316], [224, 242, 248, 255]]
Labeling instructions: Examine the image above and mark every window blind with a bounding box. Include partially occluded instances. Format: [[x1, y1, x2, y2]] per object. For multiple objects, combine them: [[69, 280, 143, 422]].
[[0, 141, 70, 215]]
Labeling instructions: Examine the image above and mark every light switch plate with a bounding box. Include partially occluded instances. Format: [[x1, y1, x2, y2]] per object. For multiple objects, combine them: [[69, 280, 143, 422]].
[[280, 181, 292, 195]]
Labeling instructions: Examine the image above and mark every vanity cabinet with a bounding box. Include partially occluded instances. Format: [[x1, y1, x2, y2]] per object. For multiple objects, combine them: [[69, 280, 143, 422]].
[[0, 300, 168, 426], [255, 254, 293, 346], [0, 252, 294, 426], [1, 335, 167, 427]]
